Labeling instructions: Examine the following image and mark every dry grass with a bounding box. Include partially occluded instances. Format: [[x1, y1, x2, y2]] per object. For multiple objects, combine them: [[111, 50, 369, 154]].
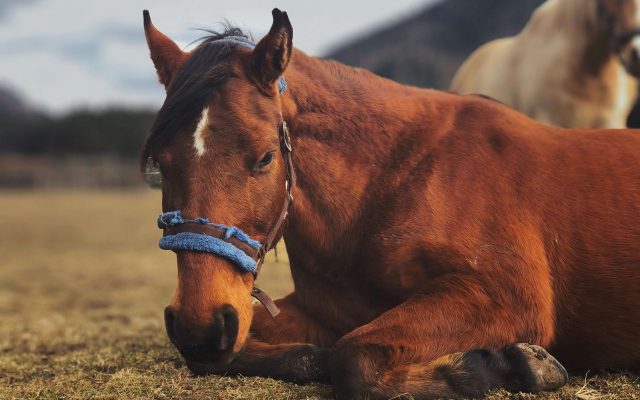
[[0, 190, 638, 399]]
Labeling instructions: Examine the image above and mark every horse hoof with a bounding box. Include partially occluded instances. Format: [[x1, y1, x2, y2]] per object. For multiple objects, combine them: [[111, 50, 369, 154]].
[[508, 343, 568, 392]]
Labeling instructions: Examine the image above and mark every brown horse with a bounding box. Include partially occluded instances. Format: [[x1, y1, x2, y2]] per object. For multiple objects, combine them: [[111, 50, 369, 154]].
[[142, 9, 640, 400], [451, 0, 640, 128]]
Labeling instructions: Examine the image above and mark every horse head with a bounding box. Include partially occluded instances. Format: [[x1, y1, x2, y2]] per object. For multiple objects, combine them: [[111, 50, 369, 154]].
[[141, 9, 293, 366]]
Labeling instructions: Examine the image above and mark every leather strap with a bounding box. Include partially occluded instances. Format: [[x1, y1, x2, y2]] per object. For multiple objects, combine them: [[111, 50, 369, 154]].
[[255, 120, 296, 273], [246, 119, 295, 316], [252, 287, 281, 317]]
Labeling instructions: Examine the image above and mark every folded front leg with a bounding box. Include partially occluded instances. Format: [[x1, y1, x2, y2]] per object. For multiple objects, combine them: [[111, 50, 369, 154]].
[[187, 339, 330, 383], [250, 293, 340, 347], [329, 273, 567, 399]]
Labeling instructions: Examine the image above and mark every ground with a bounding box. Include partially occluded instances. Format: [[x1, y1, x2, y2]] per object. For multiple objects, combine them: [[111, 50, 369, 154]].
[[1, 190, 638, 399]]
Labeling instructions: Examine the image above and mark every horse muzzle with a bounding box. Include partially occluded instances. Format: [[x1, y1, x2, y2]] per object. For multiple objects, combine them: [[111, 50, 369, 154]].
[[164, 305, 240, 366]]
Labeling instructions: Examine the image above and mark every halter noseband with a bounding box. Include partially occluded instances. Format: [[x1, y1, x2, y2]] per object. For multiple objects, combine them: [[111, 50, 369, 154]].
[[155, 36, 295, 318]]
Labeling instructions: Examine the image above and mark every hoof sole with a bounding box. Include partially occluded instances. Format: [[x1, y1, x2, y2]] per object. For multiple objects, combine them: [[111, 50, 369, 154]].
[[509, 343, 568, 392]]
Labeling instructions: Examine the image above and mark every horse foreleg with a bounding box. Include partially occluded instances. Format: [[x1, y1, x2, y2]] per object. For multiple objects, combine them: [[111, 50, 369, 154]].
[[186, 339, 330, 383], [329, 282, 567, 399], [186, 292, 337, 383], [251, 292, 340, 347], [331, 341, 567, 399]]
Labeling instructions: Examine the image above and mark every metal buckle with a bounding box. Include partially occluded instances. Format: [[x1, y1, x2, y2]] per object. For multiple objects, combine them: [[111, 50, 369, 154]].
[[281, 121, 292, 152], [285, 180, 293, 202], [251, 287, 280, 317], [256, 246, 266, 264]]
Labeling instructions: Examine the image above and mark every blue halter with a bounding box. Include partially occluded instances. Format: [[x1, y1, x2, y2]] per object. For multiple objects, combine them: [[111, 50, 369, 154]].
[[158, 211, 261, 273]]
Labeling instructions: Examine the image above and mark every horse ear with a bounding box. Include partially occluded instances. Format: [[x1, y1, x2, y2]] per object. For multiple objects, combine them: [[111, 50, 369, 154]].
[[250, 9, 293, 93], [143, 10, 187, 89]]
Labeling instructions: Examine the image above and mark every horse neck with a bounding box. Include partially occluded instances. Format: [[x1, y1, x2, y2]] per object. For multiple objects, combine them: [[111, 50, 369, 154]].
[[280, 51, 440, 256]]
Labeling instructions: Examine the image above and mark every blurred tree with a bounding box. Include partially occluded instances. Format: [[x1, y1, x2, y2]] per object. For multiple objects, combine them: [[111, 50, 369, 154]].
[[0, 108, 155, 159]]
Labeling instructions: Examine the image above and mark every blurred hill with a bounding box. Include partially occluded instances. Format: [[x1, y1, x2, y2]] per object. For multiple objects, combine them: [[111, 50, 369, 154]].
[[326, 0, 545, 89], [0, 85, 39, 118]]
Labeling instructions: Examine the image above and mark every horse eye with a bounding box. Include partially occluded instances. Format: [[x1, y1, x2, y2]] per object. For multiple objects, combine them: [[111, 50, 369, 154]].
[[256, 151, 275, 169], [144, 157, 162, 189]]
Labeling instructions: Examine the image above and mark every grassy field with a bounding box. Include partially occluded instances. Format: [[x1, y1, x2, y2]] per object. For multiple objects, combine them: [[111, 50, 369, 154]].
[[1, 190, 638, 399]]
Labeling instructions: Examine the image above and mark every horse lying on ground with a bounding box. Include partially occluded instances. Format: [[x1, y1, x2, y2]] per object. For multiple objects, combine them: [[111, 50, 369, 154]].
[[142, 8, 640, 399], [451, 0, 640, 128]]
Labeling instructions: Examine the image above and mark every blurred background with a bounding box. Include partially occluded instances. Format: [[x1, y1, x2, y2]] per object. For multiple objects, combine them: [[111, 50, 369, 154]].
[[1, 0, 639, 188], [1, 0, 640, 398]]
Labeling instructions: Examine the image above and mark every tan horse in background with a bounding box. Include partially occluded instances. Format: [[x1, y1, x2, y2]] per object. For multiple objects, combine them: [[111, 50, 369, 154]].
[[451, 0, 640, 128]]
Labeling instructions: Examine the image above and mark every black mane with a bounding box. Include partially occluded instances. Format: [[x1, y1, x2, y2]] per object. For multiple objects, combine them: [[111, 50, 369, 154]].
[[140, 27, 250, 170]]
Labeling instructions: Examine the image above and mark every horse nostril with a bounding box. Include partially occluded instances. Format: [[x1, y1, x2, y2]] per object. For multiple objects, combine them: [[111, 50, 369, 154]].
[[212, 304, 239, 352], [162, 305, 238, 362], [164, 306, 177, 342]]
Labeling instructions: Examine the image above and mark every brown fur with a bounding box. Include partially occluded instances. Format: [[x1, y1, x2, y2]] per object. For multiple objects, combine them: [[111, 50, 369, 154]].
[[143, 9, 640, 399]]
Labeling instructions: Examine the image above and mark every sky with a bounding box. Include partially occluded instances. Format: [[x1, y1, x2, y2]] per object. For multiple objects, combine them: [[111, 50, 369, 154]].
[[0, 0, 435, 114]]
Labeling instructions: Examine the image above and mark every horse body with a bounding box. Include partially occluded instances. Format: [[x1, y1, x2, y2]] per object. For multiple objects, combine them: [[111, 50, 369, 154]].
[[278, 53, 640, 371], [143, 9, 640, 399], [451, 0, 640, 128]]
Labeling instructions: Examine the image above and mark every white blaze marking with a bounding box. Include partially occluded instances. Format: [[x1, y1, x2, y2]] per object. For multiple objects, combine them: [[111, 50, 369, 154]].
[[193, 107, 209, 157], [616, 65, 628, 111]]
